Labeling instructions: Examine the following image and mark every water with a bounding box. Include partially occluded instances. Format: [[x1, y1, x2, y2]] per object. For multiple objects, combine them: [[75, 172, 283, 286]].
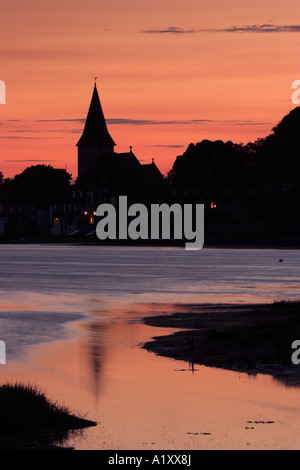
[[0, 245, 299, 449], [1, 244, 299, 300]]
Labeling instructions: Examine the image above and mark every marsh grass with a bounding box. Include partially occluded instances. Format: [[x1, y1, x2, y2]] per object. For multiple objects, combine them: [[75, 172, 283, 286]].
[[0, 382, 96, 440]]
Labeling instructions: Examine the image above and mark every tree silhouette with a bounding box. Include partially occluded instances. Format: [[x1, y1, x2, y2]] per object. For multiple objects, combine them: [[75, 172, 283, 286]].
[[254, 106, 300, 177], [3, 165, 72, 207], [169, 107, 300, 188], [170, 139, 247, 187]]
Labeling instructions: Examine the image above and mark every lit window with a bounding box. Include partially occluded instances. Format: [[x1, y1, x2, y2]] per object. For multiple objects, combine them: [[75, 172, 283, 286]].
[[211, 201, 217, 209]]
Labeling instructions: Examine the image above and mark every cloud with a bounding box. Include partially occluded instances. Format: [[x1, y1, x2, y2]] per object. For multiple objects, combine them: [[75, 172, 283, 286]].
[[110, 118, 270, 126], [0, 136, 64, 139], [35, 117, 213, 126], [5, 117, 269, 134], [211, 24, 300, 33], [141, 26, 195, 34], [36, 117, 209, 125], [141, 24, 300, 34], [109, 118, 214, 125], [5, 159, 57, 162], [36, 119, 85, 123], [146, 144, 186, 148], [34, 117, 270, 126]]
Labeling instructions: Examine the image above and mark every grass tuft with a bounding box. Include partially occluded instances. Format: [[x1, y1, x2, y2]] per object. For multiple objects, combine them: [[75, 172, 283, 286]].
[[0, 382, 96, 436]]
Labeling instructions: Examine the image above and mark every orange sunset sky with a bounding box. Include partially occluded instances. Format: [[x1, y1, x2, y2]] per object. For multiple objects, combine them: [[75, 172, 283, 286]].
[[0, 0, 299, 179]]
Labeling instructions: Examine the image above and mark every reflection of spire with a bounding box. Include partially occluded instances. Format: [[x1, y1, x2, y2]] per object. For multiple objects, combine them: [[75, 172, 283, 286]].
[[86, 321, 106, 406]]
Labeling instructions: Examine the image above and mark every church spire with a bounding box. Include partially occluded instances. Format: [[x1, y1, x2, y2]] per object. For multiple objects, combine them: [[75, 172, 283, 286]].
[[77, 83, 116, 179], [76, 83, 116, 148]]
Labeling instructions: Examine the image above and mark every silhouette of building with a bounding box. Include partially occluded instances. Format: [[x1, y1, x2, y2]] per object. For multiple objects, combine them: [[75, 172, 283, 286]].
[[76, 83, 165, 202], [1, 88, 298, 244], [77, 83, 116, 178]]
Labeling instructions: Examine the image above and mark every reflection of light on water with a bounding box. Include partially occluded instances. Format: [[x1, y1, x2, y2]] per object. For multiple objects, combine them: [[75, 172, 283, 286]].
[[83, 321, 107, 404], [0, 246, 300, 449], [1, 298, 300, 450]]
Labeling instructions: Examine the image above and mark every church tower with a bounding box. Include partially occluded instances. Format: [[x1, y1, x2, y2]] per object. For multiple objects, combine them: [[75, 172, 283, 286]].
[[77, 83, 116, 178]]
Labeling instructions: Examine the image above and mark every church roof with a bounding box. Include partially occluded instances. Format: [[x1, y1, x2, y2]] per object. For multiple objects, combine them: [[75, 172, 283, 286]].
[[115, 152, 141, 170], [140, 161, 165, 180], [76, 84, 116, 147]]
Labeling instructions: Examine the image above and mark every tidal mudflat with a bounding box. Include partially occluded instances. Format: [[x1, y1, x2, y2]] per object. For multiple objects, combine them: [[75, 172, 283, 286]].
[[142, 301, 300, 386]]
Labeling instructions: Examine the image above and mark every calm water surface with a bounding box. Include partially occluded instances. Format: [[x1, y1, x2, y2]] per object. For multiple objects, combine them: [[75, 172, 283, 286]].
[[0, 245, 299, 449]]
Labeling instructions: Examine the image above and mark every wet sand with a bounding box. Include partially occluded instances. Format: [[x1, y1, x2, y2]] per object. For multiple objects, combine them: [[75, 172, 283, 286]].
[[142, 302, 300, 387]]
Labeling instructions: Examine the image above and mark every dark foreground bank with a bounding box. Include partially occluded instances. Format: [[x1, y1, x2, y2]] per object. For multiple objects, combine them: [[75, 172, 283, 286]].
[[142, 301, 300, 386], [0, 383, 97, 450]]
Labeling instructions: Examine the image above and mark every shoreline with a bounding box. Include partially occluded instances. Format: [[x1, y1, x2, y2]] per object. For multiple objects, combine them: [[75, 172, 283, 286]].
[[141, 302, 300, 387], [0, 239, 300, 249]]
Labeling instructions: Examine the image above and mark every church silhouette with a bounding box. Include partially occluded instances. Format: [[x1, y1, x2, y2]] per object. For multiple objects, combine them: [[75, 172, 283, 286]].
[[2, 84, 298, 243], [75, 83, 165, 202]]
